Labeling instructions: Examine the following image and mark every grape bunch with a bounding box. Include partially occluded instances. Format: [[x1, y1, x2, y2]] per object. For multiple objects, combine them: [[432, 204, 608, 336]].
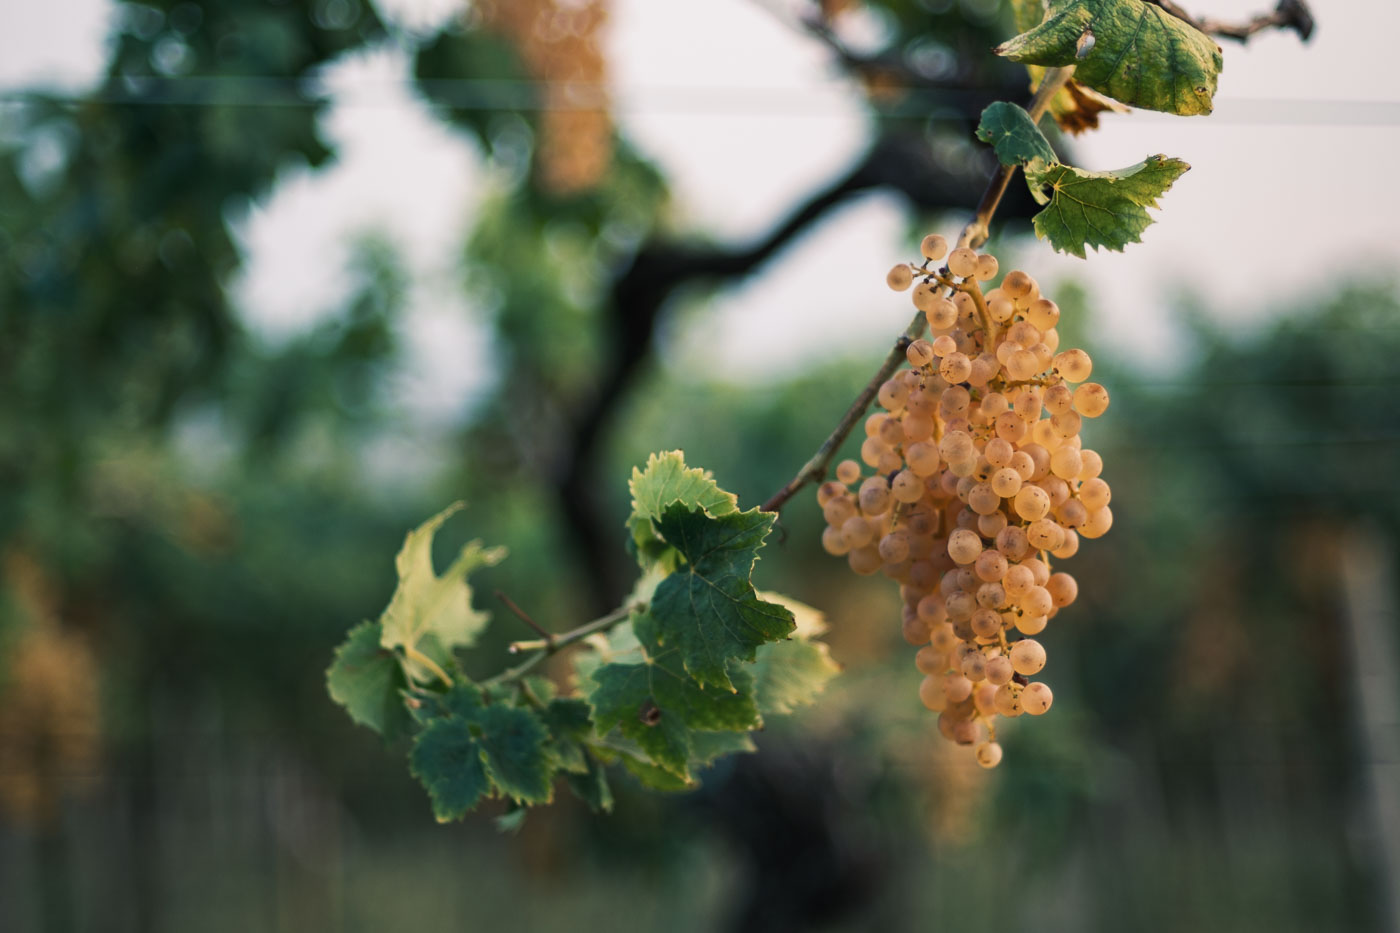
[[817, 236, 1112, 768]]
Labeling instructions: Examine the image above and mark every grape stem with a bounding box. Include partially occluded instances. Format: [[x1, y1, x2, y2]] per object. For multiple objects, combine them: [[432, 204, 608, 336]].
[[760, 66, 1074, 516], [483, 602, 640, 688]]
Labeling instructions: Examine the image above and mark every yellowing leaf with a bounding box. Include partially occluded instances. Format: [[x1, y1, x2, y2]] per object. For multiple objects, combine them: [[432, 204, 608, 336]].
[[378, 502, 506, 683]]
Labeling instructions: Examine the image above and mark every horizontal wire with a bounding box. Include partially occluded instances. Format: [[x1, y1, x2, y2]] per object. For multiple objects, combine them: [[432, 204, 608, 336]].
[[0, 77, 1397, 125]]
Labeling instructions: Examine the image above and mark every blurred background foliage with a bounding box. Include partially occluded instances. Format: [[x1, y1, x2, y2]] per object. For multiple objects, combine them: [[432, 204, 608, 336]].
[[0, 0, 1396, 931]]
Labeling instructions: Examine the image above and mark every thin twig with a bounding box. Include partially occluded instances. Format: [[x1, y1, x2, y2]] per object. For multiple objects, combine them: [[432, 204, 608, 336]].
[[1148, 0, 1315, 44], [496, 590, 554, 647], [483, 604, 637, 688], [760, 66, 1074, 515]]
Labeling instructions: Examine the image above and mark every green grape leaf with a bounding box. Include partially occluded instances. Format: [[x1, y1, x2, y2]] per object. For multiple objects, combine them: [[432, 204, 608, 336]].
[[586, 648, 761, 778], [1025, 155, 1190, 257], [565, 753, 614, 812], [995, 0, 1223, 116], [627, 451, 739, 570], [620, 753, 696, 792], [635, 504, 795, 691], [975, 102, 1056, 167], [688, 730, 757, 765], [749, 592, 841, 716], [377, 502, 506, 683], [541, 697, 595, 774], [472, 704, 555, 805], [409, 718, 492, 822], [326, 620, 411, 738]]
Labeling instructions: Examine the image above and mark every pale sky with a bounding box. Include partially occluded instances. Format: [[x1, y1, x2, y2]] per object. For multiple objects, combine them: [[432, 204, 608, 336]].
[[4, 0, 1399, 416]]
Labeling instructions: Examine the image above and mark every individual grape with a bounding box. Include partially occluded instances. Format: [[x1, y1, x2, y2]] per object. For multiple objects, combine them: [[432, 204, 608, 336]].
[[1051, 529, 1080, 559], [975, 582, 1007, 610], [1009, 638, 1046, 675], [916, 646, 948, 675], [975, 254, 999, 281], [1001, 270, 1033, 299], [939, 352, 972, 384], [823, 496, 857, 527], [977, 511, 1008, 539], [974, 682, 998, 717], [919, 675, 949, 711], [816, 480, 845, 507], [1044, 384, 1073, 415], [1072, 382, 1110, 417], [821, 525, 850, 556], [970, 608, 1002, 638], [887, 264, 914, 291], [926, 297, 959, 330], [877, 378, 909, 411], [905, 442, 941, 477], [1026, 519, 1064, 552], [960, 651, 987, 682], [879, 531, 912, 563], [848, 546, 883, 575], [858, 477, 892, 515], [1026, 298, 1060, 331], [948, 247, 978, 278], [990, 467, 1023, 498], [1014, 485, 1051, 521], [892, 470, 925, 503], [1079, 477, 1111, 511], [974, 549, 1008, 582], [993, 683, 1024, 717], [967, 483, 1001, 515], [907, 338, 936, 368], [988, 295, 1016, 323], [1019, 585, 1054, 618], [985, 655, 1014, 686], [1014, 612, 1048, 635], [1052, 348, 1092, 383], [944, 672, 974, 703], [948, 529, 983, 564], [1022, 682, 1053, 715], [1047, 572, 1078, 607], [1051, 410, 1082, 438], [841, 515, 874, 548], [1022, 557, 1050, 587], [1055, 499, 1088, 529], [995, 526, 1031, 561], [902, 613, 932, 647], [995, 411, 1029, 444], [1079, 506, 1113, 539], [860, 436, 886, 468], [836, 459, 862, 485], [1050, 446, 1083, 480], [975, 741, 1004, 769], [921, 234, 949, 261], [1078, 449, 1104, 480]]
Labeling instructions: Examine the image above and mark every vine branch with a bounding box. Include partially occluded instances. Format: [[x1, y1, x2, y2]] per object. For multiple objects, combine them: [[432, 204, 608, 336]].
[[761, 66, 1074, 515], [1148, 0, 1315, 44]]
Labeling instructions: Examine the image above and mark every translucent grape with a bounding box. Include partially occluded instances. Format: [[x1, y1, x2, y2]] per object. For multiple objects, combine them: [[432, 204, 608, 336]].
[[920, 234, 948, 261], [947, 247, 978, 278], [887, 264, 914, 291]]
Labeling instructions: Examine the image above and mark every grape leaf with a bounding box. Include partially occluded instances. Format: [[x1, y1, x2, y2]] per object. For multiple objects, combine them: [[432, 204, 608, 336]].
[[995, 0, 1223, 116], [1025, 155, 1190, 258], [471, 704, 554, 805], [635, 504, 795, 691], [750, 592, 840, 716], [586, 648, 761, 778], [409, 718, 492, 822], [1008, 0, 1129, 134], [565, 753, 614, 812], [541, 697, 594, 774], [407, 689, 556, 819], [326, 620, 411, 738], [377, 502, 506, 683], [976, 102, 1056, 168], [627, 451, 738, 570]]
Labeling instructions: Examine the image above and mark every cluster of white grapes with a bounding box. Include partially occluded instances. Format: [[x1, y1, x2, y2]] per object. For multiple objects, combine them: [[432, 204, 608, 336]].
[[817, 236, 1112, 769]]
